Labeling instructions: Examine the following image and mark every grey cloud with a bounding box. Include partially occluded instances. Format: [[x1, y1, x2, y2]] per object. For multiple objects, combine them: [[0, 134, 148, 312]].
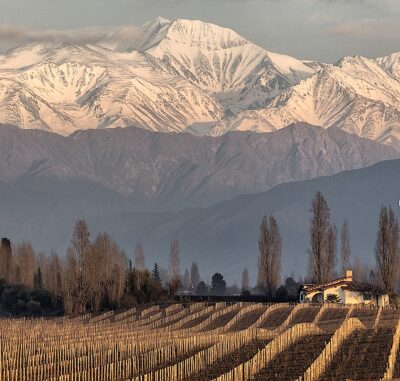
[[136, 0, 374, 3], [327, 17, 400, 39], [0, 25, 113, 45]]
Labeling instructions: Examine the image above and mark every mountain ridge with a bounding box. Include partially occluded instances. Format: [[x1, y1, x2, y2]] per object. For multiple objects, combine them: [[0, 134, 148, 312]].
[[0, 153, 399, 281], [0, 122, 397, 211], [210, 55, 400, 148], [1, 18, 400, 149], [0, 18, 321, 135], [88, 158, 400, 281]]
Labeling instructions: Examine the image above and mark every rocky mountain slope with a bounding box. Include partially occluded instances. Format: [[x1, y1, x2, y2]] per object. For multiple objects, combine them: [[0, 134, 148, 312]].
[[0, 43, 223, 135], [0, 122, 397, 211], [93, 158, 400, 281], [0, 18, 321, 135], [1, 18, 400, 148], [132, 18, 319, 111], [376, 52, 400, 80], [0, 152, 398, 281], [211, 56, 400, 148]]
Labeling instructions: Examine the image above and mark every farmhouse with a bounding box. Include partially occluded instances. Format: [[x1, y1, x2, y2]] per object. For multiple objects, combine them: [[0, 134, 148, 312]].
[[299, 270, 389, 306]]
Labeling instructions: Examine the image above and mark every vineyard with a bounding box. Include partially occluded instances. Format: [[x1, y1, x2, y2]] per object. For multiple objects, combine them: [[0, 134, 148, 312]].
[[1, 303, 400, 380]]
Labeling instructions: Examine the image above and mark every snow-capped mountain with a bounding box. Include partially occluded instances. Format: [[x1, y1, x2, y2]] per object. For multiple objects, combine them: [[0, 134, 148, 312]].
[[376, 52, 400, 80], [99, 17, 171, 52], [1, 18, 400, 146], [116, 18, 320, 111], [0, 42, 222, 135], [0, 18, 320, 135], [210, 55, 400, 148]]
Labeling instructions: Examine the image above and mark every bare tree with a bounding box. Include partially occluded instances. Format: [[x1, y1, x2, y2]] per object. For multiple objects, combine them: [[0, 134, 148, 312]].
[[72, 220, 91, 263], [169, 240, 181, 294], [258, 215, 282, 298], [352, 255, 372, 283], [66, 220, 91, 314], [108, 247, 128, 307], [0, 238, 12, 282], [62, 251, 78, 315], [134, 242, 145, 289], [258, 217, 268, 293], [324, 224, 337, 281], [94, 233, 127, 308], [44, 251, 63, 307], [159, 266, 169, 288], [0, 220, 135, 315], [340, 219, 351, 276], [190, 262, 201, 289], [389, 207, 400, 289], [13, 242, 36, 288], [307, 192, 335, 283], [85, 238, 103, 312], [241, 268, 249, 291], [375, 206, 399, 294], [183, 268, 190, 290], [353, 255, 362, 282], [269, 216, 282, 294]]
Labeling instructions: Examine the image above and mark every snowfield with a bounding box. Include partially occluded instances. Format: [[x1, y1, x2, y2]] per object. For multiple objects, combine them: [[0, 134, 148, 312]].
[[0, 17, 399, 148]]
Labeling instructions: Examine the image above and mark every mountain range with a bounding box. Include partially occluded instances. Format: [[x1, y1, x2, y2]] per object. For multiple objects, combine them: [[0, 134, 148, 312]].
[[0, 18, 321, 136], [212, 55, 400, 148], [1, 17, 400, 148], [1, 17, 400, 281], [0, 135, 398, 280], [91, 158, 400, 282], [0, 122, 397, 210], [0, 123, 398, 280]]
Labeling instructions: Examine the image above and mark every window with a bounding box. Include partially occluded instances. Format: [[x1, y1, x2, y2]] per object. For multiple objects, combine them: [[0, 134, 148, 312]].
[[363, 294, 372, 301]]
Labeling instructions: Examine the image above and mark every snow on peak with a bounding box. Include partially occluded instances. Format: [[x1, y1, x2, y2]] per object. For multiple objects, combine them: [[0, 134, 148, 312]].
[[335, 55, 380, 73], [141, 18, 318, 111], [0, 17, 322, 133], [267, 51, 316, 78], [6, 17, 400, 148], [209, 55, 400, 148], [150, 16, 170, 25], [17, 61, 108, 104], [375, 51, 400, 80], [160, 18, 247, 50], [98, 17, 171, 52]]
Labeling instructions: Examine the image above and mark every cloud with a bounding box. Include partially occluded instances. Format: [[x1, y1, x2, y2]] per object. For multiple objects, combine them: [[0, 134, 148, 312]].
[[318, 0, 367, 3], [136, 0, 376, 3], [327, 17, 400, 39], [0, 25, 112, 45], [308, 13, 333, 24]]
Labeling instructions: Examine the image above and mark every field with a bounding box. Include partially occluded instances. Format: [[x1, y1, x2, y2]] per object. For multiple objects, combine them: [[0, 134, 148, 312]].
[[1, 303, 400, 381]]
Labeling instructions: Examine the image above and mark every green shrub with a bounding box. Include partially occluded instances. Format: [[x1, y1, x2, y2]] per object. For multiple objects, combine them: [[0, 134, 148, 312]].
[[26, 300, 42, 315], [2, 285, 29, 309], [325, 294, 341, 303], [30, 289, 52, 309], [13, 299, 27, 313]]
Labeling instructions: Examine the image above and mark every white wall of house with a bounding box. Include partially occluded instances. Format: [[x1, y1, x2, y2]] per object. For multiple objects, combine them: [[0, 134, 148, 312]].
[[322, 286, 344, 303], [343, 290, 369, 305], [303, 286, 344, 303], [378, 294, 390, 307], [301, 286, 388, 306]]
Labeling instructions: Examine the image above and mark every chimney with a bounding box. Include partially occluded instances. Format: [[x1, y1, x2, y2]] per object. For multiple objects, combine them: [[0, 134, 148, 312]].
[[345, 270, 353, 281]]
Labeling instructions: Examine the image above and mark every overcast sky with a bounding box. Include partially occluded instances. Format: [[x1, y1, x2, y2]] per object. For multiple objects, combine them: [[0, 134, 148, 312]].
[[0, 0, 399, 62]]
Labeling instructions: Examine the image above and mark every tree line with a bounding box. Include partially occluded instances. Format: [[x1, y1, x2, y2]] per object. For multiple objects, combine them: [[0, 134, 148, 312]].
[[256, 191, 399, 299], [0, 191, 398, 314], [0, 220, 233, 315], [0, 221, 166, 315]]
